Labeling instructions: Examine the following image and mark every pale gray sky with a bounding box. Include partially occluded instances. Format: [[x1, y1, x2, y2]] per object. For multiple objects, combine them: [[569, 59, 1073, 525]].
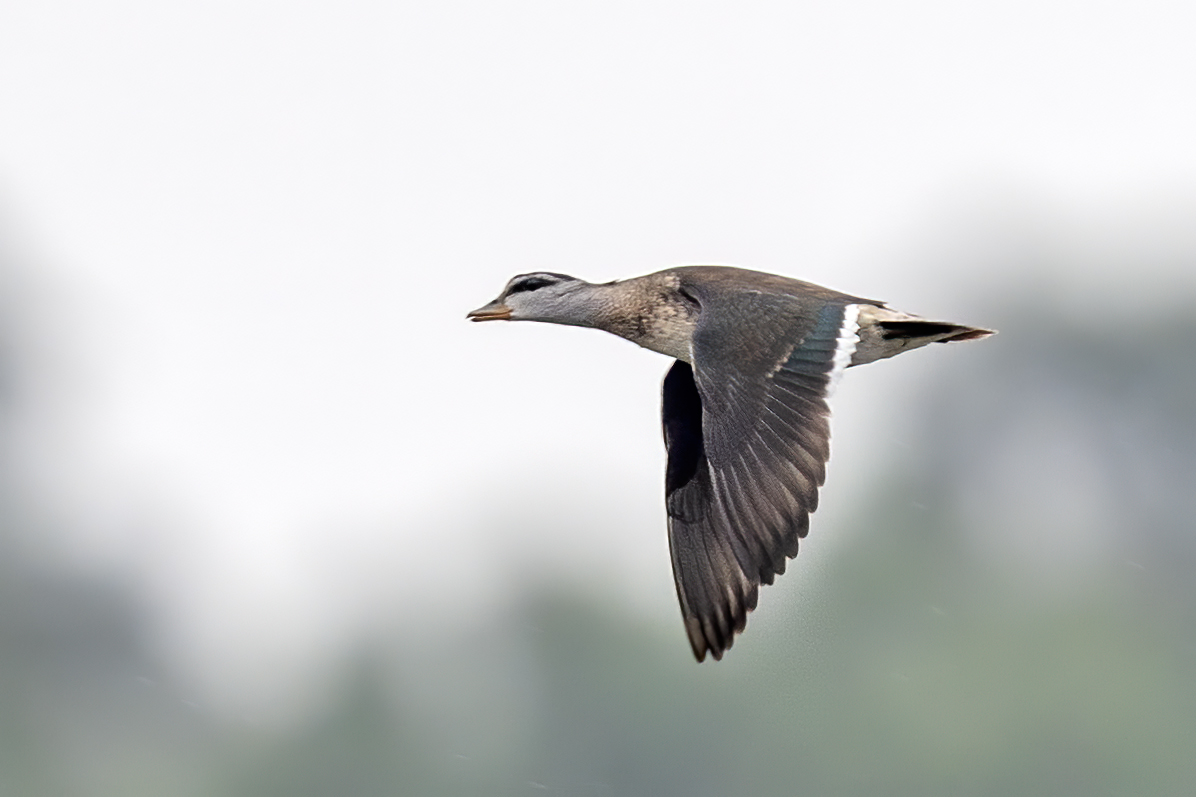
[[1, 0, 1194, 720]]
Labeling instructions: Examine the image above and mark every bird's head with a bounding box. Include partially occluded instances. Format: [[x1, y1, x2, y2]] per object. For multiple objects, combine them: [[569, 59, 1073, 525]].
[[467, 272, 591, 324]]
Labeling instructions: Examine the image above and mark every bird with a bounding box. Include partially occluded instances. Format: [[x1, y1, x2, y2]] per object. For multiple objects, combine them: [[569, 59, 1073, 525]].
[[468, 265, 993, 661]]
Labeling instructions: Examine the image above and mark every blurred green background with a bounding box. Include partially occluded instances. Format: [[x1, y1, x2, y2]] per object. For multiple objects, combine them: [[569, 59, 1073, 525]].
[[2, 288, 1194, 796], [2, 1, 1195, 795]]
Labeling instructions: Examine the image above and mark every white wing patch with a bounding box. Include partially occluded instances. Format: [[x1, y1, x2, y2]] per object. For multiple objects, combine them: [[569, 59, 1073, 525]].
[[826, 303, 860, 397]]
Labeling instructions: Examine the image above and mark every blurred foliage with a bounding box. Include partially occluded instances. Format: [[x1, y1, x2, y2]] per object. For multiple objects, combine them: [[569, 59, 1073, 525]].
[[1, 298, 1195, 796]]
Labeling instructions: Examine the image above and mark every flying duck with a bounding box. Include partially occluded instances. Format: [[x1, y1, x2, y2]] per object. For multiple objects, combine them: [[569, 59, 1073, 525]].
[[468, 266, 993, 661]]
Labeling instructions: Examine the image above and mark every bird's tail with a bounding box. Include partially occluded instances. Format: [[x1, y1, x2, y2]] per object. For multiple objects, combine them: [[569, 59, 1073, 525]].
[[878, 320, 994, 343], [851, 305, 995, 366]]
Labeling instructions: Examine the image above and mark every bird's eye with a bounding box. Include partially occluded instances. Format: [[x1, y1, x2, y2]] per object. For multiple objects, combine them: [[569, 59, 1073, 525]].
[[507, 276, 556, 295]]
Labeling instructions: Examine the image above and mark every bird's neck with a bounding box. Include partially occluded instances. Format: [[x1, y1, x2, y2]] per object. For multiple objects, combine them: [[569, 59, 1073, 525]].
[[535, 280, 624, 330], [578, 276, 698, 362]]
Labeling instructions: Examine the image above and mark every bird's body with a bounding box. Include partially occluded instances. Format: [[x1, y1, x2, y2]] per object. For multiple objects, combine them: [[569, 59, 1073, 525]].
[[469, 266, 992, 661]]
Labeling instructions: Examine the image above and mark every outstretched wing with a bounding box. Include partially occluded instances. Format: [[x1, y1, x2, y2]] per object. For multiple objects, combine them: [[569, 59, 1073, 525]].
[[663, 293, 860, 661]]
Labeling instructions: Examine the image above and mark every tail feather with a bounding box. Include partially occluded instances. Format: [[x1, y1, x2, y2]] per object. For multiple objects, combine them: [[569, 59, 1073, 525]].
[[879, 320, 994, 343], [852, 305, 994, 366]]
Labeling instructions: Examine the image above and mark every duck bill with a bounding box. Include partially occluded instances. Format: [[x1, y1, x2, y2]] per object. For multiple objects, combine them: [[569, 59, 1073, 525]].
[[466, 301, 512, 321]]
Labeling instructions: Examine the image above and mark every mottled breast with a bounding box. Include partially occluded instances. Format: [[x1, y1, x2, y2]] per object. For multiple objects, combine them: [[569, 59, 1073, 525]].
[[605, 274, 700, 362]]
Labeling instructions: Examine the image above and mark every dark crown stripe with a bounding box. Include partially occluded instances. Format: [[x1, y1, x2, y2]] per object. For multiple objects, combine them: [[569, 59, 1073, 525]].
[[507, 272, 569, 295]]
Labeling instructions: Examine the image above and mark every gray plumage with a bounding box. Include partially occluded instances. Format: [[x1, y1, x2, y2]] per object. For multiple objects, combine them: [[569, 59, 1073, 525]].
[[468, 265, 993, 661]]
